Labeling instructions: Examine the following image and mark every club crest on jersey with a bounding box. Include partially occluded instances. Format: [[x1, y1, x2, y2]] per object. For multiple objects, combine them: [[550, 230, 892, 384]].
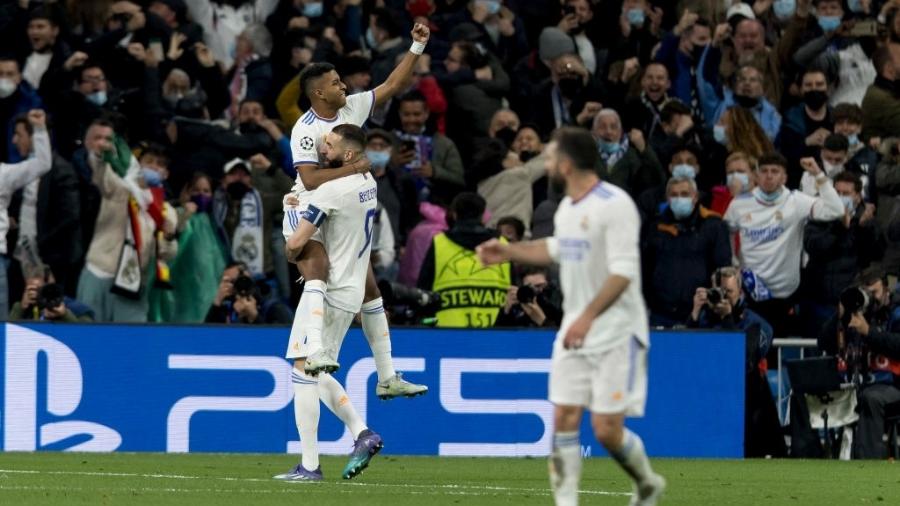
[[299, 136, 314, 150]]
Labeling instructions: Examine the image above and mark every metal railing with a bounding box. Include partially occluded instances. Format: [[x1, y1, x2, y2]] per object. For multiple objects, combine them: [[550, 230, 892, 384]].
[[772, 337, 820, 424]]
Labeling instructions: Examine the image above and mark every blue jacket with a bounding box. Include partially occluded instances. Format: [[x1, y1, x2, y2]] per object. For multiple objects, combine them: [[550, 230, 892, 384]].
[[4, 82, 43, 162], [693, 302, 774, 357]]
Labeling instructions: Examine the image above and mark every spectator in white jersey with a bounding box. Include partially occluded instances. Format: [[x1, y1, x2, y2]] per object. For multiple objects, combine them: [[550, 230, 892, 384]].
[[476, 127, 665, 505], [724, 151, 845, 336]]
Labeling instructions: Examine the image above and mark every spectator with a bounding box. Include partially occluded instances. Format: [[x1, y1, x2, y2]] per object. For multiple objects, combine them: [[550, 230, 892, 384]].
[[75, 126, 178, 323], [0, 109, 50, 320], [50, 62, 127, 158], [227, 23, 274, 117], [800, 171, 881, 337], [9, 113, 82, 296], [715, 16, 784, 110], [418, 192, 510, 328], [875, 138, 900, 274], [688, 266, 774, 357], [212, 158, 269, 279], [617, 62, 671, 139], [714, 104, 776, 161], [776, 68, 835, 187], [477, 125, 547, 232], [655, 10, 713, 122], [700, 64, 782, 142], [593, 108, 664, 200], [801, 134, 850, 196], [833, 103, 878, 201], [365, 128, 415, 245], [397, 201, 447, 287], [496, 266, 562, 328], [9, 264, 94, 322], [148, 0, 204, 46], [205, 267, 292, 324], [185, 0, 278, 70], [652, 99, 725, 186], [641, 176, 732, 327], [556, 0, 602, 75], [0, 57, 42, 162], [637, 145, 702, 221], [861, 46, 900, 142], [391, 91, 465, 203], [18, 7, 76, 102], [710, 151, 758, 216], [529, 51, 604, 138], [367, 8, 410, 88], [724, 152, 844, 335], [604, 0, 662, 72], [817, 268, 900, 459], [497, 216, 525, 243]]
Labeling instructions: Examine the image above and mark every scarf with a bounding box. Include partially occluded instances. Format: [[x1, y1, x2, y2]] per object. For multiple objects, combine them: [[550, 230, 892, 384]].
[[216, 188, 265, 276]]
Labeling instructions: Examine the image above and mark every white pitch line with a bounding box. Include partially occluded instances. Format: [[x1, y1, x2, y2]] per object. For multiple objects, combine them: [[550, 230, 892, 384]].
[[0, 469, 630, 497]]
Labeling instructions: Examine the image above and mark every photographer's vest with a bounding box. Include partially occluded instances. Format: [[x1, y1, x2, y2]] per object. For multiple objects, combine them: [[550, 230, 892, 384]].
[[431, 233, 511, 328]]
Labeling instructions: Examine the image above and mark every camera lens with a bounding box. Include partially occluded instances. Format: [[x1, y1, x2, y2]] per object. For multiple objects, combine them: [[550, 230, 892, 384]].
[[517, 285, 535, 304]]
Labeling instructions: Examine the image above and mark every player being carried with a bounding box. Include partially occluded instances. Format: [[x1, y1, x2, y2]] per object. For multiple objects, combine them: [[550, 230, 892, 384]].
[[276, 125, 384, 482], [476, 127, 666, 506], [281, 23, 431, 399]]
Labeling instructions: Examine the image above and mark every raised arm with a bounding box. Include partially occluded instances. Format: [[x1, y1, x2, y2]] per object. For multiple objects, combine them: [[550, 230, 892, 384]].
[[0, 110, 52, 190], [800, 157, 845, 222], [372, 23, 430, 109], [296, 158, 370, 190], [476, 238, 554, 267]]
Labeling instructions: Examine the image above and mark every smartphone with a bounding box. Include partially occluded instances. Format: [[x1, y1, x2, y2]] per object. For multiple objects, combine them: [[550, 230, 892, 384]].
[[402, 140, 417, 152], [849, 20, 878, 37], [149, 39, 165, 61]]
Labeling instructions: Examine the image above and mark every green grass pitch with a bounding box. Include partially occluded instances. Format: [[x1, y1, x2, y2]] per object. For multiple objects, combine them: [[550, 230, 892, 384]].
[[0, 453, 897, 505]]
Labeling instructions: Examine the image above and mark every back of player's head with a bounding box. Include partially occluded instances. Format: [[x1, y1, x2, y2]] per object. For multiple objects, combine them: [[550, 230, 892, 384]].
[[551, 127, 598, 172], [450, 192, 486, 222], [332, 123, 367, 152], [299, 62, 336, 98]]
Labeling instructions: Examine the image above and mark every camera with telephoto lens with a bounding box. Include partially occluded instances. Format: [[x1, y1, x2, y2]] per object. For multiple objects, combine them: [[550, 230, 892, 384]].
[[706, 287, 726, 306], [37, 283, 65, 312], [840, 286, 870, 329], [378, 280, 441, 325], [517, 284, 536, 304]]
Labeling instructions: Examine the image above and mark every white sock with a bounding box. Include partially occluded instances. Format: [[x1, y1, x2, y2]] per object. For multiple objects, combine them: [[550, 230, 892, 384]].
[[318, 373, 368, 438], [302, 280, 327, 354], [292, 368, 320, 470], [609, 428, 654, 485], [360, 298, 395, 382], [549, 431, 581, 506]]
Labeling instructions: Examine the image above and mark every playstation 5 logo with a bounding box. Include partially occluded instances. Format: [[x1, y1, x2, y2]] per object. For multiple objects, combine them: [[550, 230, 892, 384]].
[[3, 324, 121, 451]]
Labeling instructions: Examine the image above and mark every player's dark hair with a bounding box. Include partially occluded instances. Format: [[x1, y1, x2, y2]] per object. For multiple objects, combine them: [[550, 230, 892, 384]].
[[299, 62, 336, 98], [496, 216, 525, 240], [332, 123, 367, 152], [757, 152, 788, 171], [823, 134, 849, 153], [552, 127, 598, 172], [451, 192, 486, 222], [833, 171, 862, 194]]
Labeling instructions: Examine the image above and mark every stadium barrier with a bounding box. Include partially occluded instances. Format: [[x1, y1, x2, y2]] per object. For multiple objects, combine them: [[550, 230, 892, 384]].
[[0, 323, 744, 458]]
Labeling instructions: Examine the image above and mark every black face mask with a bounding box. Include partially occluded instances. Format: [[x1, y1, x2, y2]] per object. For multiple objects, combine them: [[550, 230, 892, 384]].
[[226, 181, 250, 200], [557, 77, 584, 99], [734, 94, 759, 109], [802, 90, 829, 110], [690, 44, 707, 62], [519, 150, 539, 163], [495, 127, 517, 149]]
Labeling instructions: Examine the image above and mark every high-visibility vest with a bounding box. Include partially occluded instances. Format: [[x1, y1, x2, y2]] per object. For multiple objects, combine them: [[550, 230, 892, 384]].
[[431, 233, 511, 328]]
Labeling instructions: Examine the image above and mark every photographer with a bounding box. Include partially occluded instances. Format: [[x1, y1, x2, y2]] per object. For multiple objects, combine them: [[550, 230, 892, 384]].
[[205, 262, 292, 324], [9, 265, 94, 322], [688, 266, 774, 359], [496, 267, 562, 328], [818, 268, 900, 459]]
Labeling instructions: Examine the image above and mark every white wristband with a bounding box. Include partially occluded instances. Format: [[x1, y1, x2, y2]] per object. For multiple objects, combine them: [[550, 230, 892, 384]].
[[410, 41, 426, 55]]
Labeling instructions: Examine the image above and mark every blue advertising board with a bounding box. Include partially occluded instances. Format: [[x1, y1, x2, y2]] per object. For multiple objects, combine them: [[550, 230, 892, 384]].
[[0, 323, 744, 457]]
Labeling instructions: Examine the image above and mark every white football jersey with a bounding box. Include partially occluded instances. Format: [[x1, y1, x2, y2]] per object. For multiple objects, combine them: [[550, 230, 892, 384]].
[[302, 173, 378, 312], [289, 90, 375, 195], [545, 182, 649, 352]]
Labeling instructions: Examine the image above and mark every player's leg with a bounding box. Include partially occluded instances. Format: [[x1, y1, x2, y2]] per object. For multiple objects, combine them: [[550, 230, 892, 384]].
[[361, 264, 428, 399], [273, 359, 324, 482], [321, 304, 384, 479], [549, 404, 584, 506], [296, 239, 337, 374], [547, 344, 590, 506], [589, 339, 664, 506]]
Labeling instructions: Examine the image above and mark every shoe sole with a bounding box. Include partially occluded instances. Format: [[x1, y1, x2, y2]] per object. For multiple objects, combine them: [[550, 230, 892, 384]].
[[377, 389, 429, 400], [342, 441, 384, 480]]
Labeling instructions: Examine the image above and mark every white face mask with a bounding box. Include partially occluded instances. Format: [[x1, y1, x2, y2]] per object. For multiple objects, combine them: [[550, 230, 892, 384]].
[[0, 78, 17, 99], [822, 160, 844, 176]]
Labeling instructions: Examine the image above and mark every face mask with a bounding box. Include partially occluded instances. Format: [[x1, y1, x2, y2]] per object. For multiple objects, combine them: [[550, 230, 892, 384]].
[[757, 187, 783, 203], [627, 8, 645, 27], [598, 140, 620, 154], [713, 125, 728, 145], [817, 15, 841, 33], [142, 167, 163, 187], [477, 0, 501, 15], [0, 78, 16, 99], [846, 133, 860, 146], [302, 1, 323, 17], [734, 94, 759, 109], [226, 181, 250, 200], [690, 44, 707, 62], [87, 90, 108, 106], [557, 76, 583, 99], [802, 89, 828, 110], [822, 160, 844, 176], [365, 27, 377, 48], [840, 195, 855, 213], [672, 163, 697, 180], [726, 172, 750, 192], [366, 149, 391, 170], [669, 197, 694, 219], [848, 0, 864, 13], [190, 193, 213, 212], [773, 0, 796, 20], [519, 150, 539, 163]]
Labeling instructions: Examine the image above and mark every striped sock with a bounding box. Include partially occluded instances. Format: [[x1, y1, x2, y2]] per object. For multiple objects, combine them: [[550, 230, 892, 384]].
[[549, 431, 581, 506], [302, 280, 327, 354], [360, 298, 395, 382], [292, 368, 320, 470], [318, 373, 367, 438], [609, 428, 653, 485]]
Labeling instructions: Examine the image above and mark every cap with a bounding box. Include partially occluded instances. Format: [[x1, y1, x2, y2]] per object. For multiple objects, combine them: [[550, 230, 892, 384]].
[[539, 27, 576, 62], [726, 3, 755, 22], [224, 158, 250, 174]]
